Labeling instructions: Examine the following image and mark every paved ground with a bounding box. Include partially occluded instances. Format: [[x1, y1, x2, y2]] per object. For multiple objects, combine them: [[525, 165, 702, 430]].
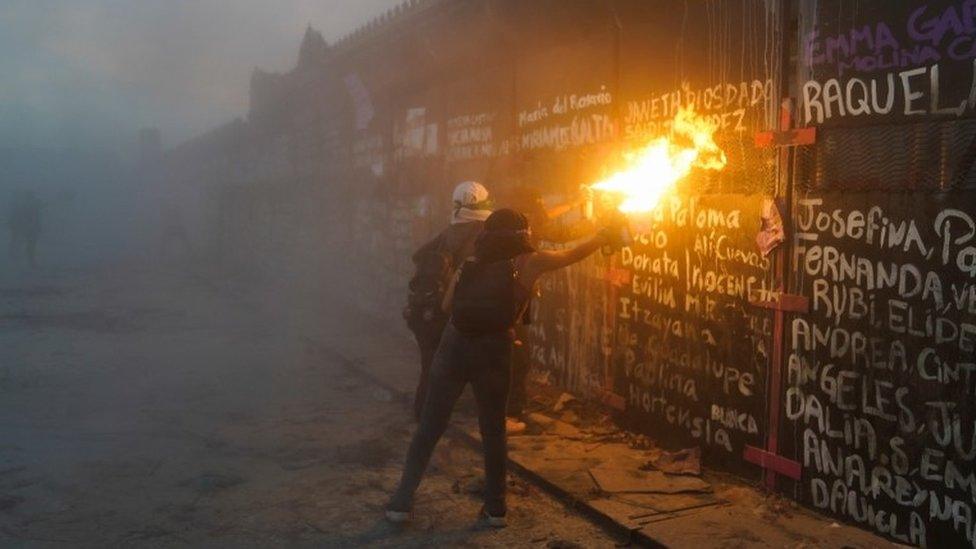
[[0, 264, 618, 547]]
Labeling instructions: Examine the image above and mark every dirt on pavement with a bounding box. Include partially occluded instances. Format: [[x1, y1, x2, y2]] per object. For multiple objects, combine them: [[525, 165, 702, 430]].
[[0, 265, 619, 547]]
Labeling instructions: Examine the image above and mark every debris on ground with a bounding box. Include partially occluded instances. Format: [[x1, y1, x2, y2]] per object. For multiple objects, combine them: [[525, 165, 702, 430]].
[[553, 393, 577, 412], [758, 491, 798, 521], [525, 413, 583, 439], [589, 464, 712, 495], [712, 483, 799, 523], [526, 412, 555, 430], [640, 447, 701, 476], [507, 477, 533, 497], [626, 434, 655, 451], [506, 417, 527, 435]]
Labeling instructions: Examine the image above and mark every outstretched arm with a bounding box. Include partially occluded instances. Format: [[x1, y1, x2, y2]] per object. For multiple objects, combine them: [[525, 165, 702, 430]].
[[519, 231, 609, 287]]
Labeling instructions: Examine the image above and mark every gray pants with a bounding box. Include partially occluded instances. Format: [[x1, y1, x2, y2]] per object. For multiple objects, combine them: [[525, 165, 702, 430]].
[[390, 323, 512, 516]]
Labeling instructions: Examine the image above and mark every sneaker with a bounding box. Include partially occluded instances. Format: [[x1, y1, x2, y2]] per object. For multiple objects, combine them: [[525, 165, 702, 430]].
[[505, 417, 526, 435], [481, 507, 507, 528], [385, 509, 410, 523]]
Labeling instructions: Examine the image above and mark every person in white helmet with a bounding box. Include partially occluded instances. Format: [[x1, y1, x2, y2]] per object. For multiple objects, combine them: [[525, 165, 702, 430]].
[[403, 181, 492, 420]]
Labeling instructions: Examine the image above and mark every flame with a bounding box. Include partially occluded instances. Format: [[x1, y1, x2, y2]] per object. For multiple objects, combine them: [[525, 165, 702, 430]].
[[591, 107, 727, 213]]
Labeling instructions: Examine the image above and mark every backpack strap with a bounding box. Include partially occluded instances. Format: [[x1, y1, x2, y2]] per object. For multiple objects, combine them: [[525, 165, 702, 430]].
[[441, 259, 471, 313]]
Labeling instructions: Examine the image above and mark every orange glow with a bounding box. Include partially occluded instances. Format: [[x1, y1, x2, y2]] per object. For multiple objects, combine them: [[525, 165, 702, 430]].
[[591, 107, 727, 213]]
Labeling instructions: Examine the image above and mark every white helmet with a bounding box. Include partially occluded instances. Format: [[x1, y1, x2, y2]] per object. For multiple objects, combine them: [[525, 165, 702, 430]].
[[451, 181, 492, 224]]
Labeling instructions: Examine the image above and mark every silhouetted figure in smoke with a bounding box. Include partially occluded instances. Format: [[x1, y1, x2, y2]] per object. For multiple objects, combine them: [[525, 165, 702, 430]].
[[7, 190, 42, 267], [159, 203, 193, 262], [404, 182, 491, 420]]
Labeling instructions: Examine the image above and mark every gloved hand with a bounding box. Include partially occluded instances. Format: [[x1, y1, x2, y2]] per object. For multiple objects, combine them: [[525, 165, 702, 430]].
[[599, 211, 632, 255]]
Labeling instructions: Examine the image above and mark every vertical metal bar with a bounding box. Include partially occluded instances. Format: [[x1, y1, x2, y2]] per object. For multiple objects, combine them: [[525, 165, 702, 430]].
[[764, 100, 792, 491], [759, 0, 799, 492], [605, 0, 623, 395]]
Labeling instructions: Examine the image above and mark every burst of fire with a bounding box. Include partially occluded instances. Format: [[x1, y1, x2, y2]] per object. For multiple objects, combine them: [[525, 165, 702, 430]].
[[591, 107, 727, 213]]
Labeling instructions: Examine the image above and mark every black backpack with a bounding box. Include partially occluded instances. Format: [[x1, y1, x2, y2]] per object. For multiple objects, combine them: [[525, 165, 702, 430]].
[[451, 259, 526, 334], [404, 247, 453, 331]]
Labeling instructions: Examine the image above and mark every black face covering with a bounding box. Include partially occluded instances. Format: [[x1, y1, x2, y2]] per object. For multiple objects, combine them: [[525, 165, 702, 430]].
[[474, 208, 535, 263]]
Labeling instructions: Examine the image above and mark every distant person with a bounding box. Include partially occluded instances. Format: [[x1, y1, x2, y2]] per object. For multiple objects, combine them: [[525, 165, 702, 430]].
[[6, 190, 42, 267], [387, 208, 617, 527], [159, 203, 193, 261], [403, 181, 492, 420]]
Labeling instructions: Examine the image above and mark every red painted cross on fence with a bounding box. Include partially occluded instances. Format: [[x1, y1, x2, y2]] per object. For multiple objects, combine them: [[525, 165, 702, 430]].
[[745, 99, 814, 490]]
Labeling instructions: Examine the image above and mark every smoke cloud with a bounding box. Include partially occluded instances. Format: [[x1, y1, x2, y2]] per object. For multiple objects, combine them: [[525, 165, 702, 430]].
[[0, 0, 402, 149]]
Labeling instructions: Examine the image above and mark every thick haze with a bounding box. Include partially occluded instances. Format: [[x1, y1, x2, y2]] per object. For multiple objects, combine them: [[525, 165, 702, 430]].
[[0, 0, 402, 150]]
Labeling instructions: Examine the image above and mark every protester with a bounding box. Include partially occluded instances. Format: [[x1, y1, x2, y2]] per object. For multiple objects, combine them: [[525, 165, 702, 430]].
[[159, 203, 193, 262], [6, 190, 42, 267], [387, 208, 615, 527], [403, 181, 492, 420]]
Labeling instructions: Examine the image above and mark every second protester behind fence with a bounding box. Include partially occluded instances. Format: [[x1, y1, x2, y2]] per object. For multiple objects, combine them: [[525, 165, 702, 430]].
[[404, 181, 492, 421], [386, 207, 616, 528]]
